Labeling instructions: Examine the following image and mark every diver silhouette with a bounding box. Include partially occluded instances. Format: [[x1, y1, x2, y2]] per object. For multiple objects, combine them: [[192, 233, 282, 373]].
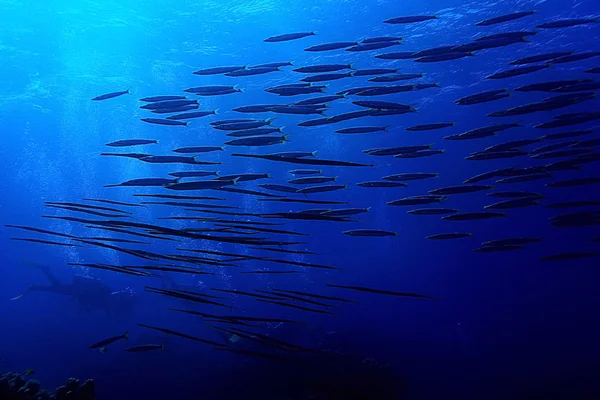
[[11, 261, 137, 320]]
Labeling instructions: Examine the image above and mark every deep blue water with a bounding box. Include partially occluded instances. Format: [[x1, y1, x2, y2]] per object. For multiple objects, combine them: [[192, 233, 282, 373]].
[[1, 0, 600, 398]]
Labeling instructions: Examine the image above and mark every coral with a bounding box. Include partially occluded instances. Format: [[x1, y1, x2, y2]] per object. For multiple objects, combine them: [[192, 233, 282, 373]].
[[0, 372, 95, 400]]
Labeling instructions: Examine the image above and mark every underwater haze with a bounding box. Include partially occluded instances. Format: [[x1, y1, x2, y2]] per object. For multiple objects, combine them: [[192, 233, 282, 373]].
[[1, 0, 600, 398]]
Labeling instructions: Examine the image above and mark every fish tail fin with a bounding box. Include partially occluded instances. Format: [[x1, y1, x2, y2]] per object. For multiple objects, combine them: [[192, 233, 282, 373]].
[[282, 135, 290, 142], [10, 291, 28, 301], [213, 108, 219, 115], [126, 87, 131, 94], [311, 31, 317, 36], [278, 126, 284, 132], [184, 122, 189, 127], [334, 175, 339, 181], [123, 331, 129, 340], [232, 177, 240, 185], [311, 151, 317, 157], [266, 117, 276, 124]]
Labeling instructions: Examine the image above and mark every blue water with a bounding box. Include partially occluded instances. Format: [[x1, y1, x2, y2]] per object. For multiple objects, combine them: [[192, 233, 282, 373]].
[[1, 0, 600, 398]]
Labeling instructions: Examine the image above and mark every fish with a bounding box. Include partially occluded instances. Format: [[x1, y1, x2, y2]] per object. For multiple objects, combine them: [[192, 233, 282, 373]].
[[225, 67, 280, 76], [259, 184, 303, 194], [267, 151, 318, 160], [375, 52, 417, 60], [212, 119, 274, 131], [166, 179, 237, 191], [293, 64, 352, 73], [353, 68, 398, 76], [429, 185, 491, 195], [327, 284, 437, 300], [343, 229, 397, 237], [295, 95, 345, 105], [384, 15, 438, 24], [415, 52, 473, 62], [465, 150, 527, 161], [387, 195, 446, 206], [264, 32, 316, 42], [289, 176, 336, 185], [531, 141, 579, 154], [296, 185, 347, 194], [141, 118, 188, 126], [289, 169, 322, 175], [141, 99, 198, 109], [224, 136, 288, 147], [484, 198, 540, 209], [515, 79, 593, 92], [510, 51, 573, 65], [92, 88, 130, 101], [357, 181, 407, 188], [184, 85, 240, 95], [455, 89, 510, 105], [369, 73, 424, 82], [487, 191, 544, 199], [406, 123, 454, 131], [530, 149, 593, 160], [352, 100, 413, 110], [150, 105, 199, 114], [268, 105, 325, 115], [301, 72, 353, 82], [232, 105, 276, 113], [166, 110, 217, 120], [322, 208, 370, 217], [546, 177, 600, 188], [483, 238, 541, 246], [226, 128, 283, 137], [231, 153, 373, 167], [475, 11, 536, 26], [140, 95, 186, 102], [408, 208, 458, 215], [106, 139, 157, 147], [475, 31, 537, 41], [473, 245, 524, 253], [495, 173, 550, 184], [540, 252, 597, 261], [359, 37, 401, 44], [251, 62, 293, 68], [346, 42, 401, 52], [537, 18, 599, 29], [394, 149, 445, 158], [89, 332, 128, 349], [545, 200, 600, 208], [193, 66, 245, 75], [539, 130, 594, 140], [10, 238, 79, 247], [336, 126, 389, 135], [140, 156, 211, 165], [571, 138, 600, 148], [5, 225, 77, 239], [305, 41, 357, 51], [125, 344, 164, 352], [443, 212, 505, 221], [100, 152, 152, 159], [487, 64, 549, 79], [453, 36, 528, 52], [364, 145, 431, 156], [383, 173, 438, 181], [173, 146, 223, 154], [215, 173, 270, 182], [427, 233, 471, 240], [168, 171, 219, 178]]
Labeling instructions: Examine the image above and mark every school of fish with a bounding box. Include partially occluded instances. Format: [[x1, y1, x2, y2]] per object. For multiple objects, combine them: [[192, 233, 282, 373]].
[[6, 8, 600, 363]]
